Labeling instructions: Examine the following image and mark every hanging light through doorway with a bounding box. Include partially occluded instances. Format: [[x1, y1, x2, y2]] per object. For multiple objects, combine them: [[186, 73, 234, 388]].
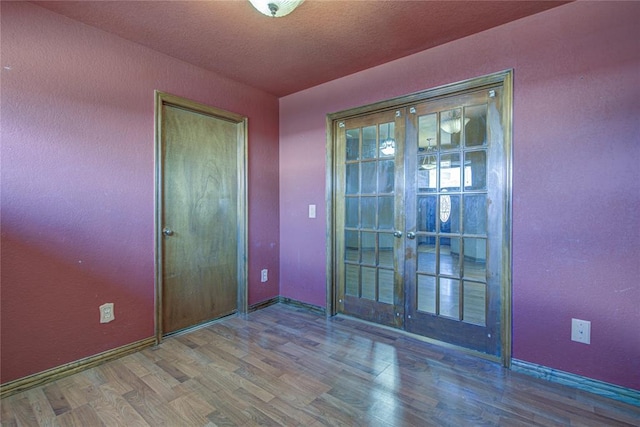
[[420, 138, 436, 170], [380, 122, 395, 156], [440, 109, 470, 134]]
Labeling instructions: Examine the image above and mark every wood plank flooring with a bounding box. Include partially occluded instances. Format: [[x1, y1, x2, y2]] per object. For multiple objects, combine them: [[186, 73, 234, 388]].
[[2, 304, 638, 426]]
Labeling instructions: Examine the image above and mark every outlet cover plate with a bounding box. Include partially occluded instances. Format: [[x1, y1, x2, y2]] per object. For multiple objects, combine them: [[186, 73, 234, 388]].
[[100, 302, 115, 323], [571, 318, 590, 344]]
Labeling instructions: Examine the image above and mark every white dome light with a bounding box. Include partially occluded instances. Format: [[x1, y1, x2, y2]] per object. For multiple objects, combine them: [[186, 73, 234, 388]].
[[249, 0, 304, 17]]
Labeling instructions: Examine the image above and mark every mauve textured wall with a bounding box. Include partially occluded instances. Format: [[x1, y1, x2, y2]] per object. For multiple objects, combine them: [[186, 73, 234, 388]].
[[1, 2, 280, 383], [279, 1, 639, 389]]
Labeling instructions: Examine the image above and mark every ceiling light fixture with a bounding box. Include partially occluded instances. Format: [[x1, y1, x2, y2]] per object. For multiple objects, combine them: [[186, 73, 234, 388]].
[[380, 139, 395, 156], [249, 0, 304, 17], [440, 110, 470, 134], [420, 138, 436, 170], [380, 122, 395, 156]]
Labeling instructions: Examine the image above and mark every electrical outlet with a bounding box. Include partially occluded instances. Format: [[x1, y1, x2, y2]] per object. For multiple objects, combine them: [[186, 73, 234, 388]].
[[100, 303, 115, 323], [261, 269, 268, 283], [571, 318, 590, 344]]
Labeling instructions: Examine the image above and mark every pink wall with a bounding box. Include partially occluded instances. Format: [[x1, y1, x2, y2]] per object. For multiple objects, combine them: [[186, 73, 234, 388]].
[[1, 2, 280, 384], [279, 1, 640, 390]]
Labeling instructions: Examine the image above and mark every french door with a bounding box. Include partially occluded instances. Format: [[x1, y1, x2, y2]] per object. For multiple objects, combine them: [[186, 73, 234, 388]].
[[334, 75, 510, 360], [335, 110, 406, 328]]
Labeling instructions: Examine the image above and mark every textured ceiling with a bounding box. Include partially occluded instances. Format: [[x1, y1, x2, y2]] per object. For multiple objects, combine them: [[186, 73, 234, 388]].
[[33, 1, 569, 97]]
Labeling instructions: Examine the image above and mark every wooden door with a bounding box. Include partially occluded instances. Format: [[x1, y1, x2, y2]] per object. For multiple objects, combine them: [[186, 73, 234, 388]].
[[156, 92, 247, 337], [335, 109, 406, 327], [403, 87, 507, 358], [332, 72, 511, 362]]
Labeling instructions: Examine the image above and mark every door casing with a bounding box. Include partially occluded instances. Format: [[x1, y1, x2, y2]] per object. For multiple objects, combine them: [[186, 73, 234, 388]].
[[154, 91, 248, 342], [325, 71, 513, 365]]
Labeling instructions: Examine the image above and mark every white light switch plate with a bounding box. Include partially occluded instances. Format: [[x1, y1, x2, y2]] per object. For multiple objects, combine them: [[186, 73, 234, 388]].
[[309, 204, 316, 218]]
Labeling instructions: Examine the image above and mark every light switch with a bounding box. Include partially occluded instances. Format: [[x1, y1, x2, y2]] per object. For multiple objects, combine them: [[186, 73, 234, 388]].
[[309, 204, 316, 218]]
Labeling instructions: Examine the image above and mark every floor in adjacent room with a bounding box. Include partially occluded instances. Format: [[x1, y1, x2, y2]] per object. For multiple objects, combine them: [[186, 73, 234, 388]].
[[1, 303, 638, 426]]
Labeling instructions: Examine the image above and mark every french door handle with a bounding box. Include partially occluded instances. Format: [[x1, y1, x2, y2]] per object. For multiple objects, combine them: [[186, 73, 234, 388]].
[[407, 232, 416, 239], [393, 230, 403, 238]]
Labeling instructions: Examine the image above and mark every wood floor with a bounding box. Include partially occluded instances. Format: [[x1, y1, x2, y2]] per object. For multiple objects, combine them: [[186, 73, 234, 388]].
[[2, 304, 638, 426]]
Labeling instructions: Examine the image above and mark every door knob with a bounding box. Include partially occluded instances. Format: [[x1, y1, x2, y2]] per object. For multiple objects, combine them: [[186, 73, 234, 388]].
[[407, 232, 416, 239], [162, 227, 174, 236], [393, 230, 403, 238]]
